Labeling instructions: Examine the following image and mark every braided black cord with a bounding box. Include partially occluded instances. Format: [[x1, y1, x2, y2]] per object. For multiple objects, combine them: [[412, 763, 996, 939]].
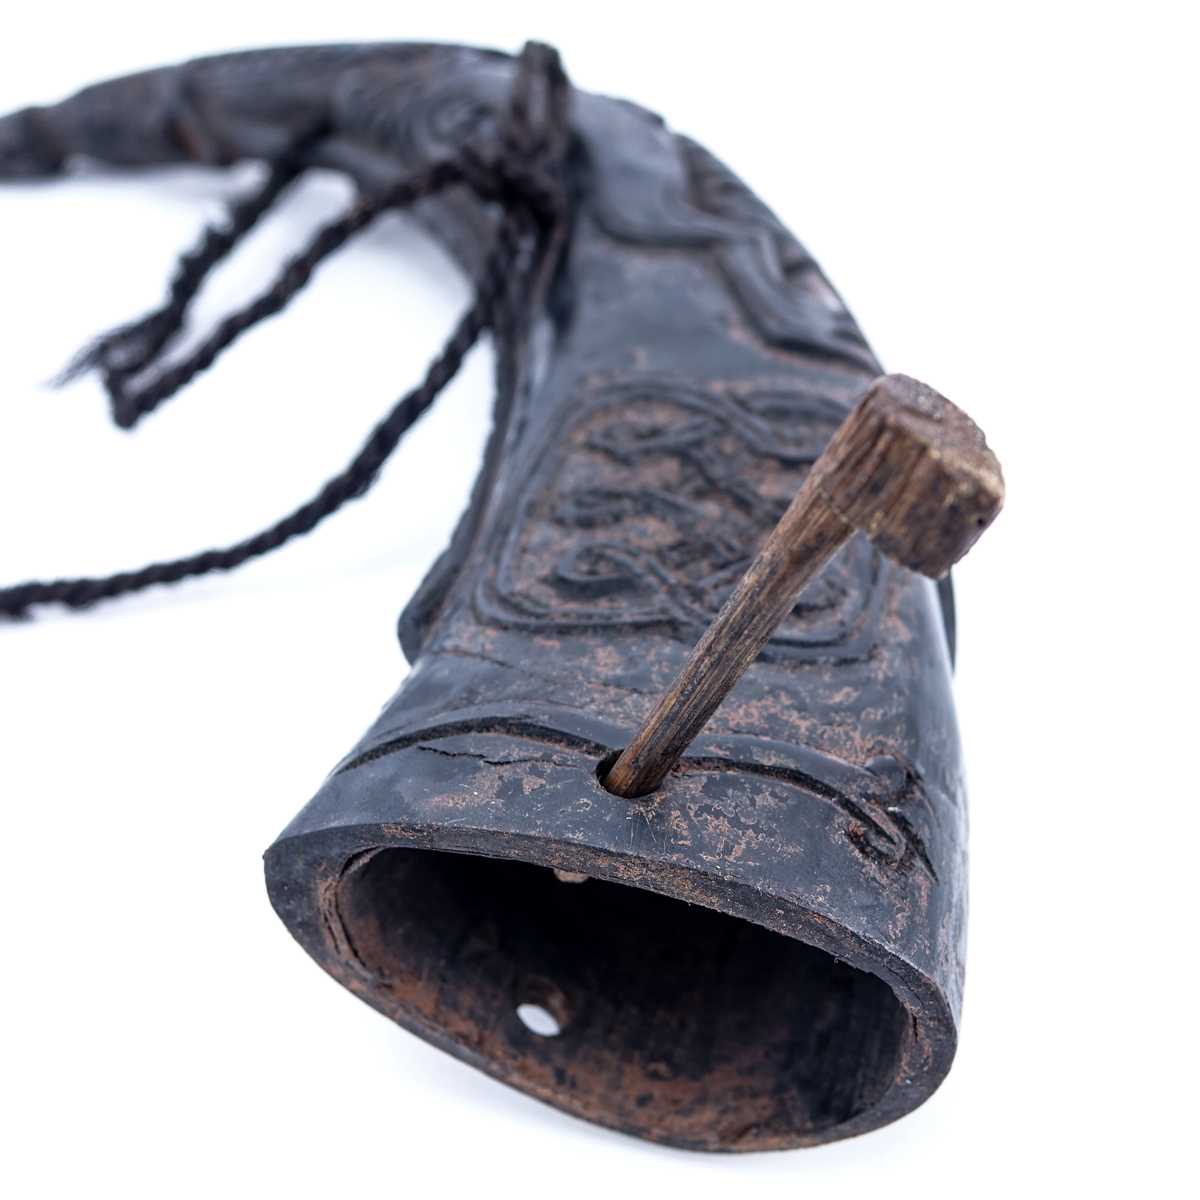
[[99, 161, 465, 428], [0, 275, 497, 617], [0, 43, 571, 620], [58, 151, 310, 409]]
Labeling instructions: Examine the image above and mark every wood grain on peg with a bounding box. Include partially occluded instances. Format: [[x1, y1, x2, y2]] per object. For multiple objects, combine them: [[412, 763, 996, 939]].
[[602, 374, 1004, 799]]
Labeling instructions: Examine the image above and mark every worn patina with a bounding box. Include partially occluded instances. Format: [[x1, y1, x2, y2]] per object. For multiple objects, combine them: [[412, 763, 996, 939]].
[[0, 44, 967, 1150]]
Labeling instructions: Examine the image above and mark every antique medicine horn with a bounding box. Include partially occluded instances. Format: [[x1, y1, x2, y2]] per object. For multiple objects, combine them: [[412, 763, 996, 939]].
[[259, 48, 989, 1151], [0, 43, 1001, 1151]]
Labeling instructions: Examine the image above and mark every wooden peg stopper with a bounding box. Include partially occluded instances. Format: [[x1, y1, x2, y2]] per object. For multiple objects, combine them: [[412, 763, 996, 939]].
[[602, 374, 1004, 799]]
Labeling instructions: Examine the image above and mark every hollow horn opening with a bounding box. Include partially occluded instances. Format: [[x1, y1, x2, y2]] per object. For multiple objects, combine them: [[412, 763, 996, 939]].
[[335, 848, 911, 1150]]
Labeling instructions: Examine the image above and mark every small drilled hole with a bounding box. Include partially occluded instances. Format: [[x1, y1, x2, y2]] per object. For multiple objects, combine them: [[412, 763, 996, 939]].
[[516, 1003, 562, 1037], [516, 974, 572, 1035]]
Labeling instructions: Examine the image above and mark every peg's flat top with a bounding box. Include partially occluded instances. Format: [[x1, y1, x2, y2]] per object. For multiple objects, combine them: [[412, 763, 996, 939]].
[[814, 374, 1005, 578]]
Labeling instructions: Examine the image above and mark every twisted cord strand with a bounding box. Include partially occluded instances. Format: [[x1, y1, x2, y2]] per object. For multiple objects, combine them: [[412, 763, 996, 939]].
[[0, 276, 497, 616], [1, 43, 571, 620], [102, 160, 465, 428], [58, 146, 313, 403]]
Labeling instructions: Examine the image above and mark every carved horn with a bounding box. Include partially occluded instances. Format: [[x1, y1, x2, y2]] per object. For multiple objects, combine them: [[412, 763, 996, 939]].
[[4, 43, 979, 1151]]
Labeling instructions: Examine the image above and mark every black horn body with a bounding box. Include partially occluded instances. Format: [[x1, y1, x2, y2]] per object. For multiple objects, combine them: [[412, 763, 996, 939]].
[[1, 45, 965, 1151]]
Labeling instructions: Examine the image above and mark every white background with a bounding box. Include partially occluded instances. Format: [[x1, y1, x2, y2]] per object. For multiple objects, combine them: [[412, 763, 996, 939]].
[[0, 3, 1195, 1196]]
